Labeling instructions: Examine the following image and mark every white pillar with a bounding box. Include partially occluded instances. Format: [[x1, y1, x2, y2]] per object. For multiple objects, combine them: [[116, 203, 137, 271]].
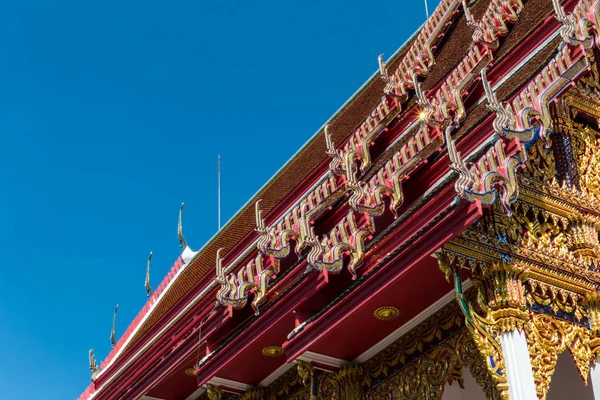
[[590, 358, 600, 399], [499, 329, 537, 400]]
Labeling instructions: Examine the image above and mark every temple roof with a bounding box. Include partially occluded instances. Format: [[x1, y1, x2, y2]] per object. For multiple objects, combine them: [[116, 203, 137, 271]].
[[96, 7, 426, 370], [80, 0, 575, 397]]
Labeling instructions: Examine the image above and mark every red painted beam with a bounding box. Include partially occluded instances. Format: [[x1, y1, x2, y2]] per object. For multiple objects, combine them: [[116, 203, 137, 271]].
[[194, 266, 330, 386], [282, 193, 483, 361], [96, 302, 229, 400]]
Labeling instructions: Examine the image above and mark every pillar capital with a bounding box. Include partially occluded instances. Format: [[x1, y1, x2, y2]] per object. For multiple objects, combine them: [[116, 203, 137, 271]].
[[474, 260, 529, 332], [239, 388, 265, 400], [206, 384, 223, 400], [584, 291, 600, 358]]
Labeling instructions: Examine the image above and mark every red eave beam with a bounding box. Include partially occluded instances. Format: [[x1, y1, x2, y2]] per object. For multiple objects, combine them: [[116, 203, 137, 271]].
[[282, 183, 483, 360], [194, 263, 330, 386]]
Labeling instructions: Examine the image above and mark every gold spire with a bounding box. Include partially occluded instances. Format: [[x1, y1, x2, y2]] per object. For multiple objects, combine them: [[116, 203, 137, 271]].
[[145, 252, 153, 297], [110, 304, 118, 348]]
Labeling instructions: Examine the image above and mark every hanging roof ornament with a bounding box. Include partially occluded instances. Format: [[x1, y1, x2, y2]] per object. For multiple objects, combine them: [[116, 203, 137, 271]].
[[145, 252, 153, 297]]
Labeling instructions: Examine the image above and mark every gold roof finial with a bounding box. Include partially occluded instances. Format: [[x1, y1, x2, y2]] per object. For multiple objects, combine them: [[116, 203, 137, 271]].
[[110, 304, 119, 348], [89, 348, 100, 382], [145, 252, 153, 297], [178, 203, 187, 249]]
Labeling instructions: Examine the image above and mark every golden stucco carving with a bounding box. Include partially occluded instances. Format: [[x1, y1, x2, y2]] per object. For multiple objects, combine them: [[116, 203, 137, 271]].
[[296, 360, 314, 390], [572, 124, 600, 196], [206, 384, 223, 400], [526, 280, 586, 321], [471, 260, 530, 332], [436, 66, 600, 399], [437, 249, 600, 400], [363, 326, 502, 400], [364, 339, 461, 399], [239, 388, 265, 400], [583, 291, 600, 358], [362, 295, 463, 384], [438, 252, 510, 398], [318, 365, 363, 400], [526, 312, 593, 399], [263, 365, 306, 400], [361, 291, 503, 399]]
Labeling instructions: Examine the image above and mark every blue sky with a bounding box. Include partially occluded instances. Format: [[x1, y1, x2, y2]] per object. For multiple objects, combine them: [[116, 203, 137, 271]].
[[0, 1, 436, 398]]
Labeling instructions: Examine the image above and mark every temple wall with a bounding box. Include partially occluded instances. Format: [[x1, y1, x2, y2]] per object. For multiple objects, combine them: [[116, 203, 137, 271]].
[[441, 368, 487, 400]]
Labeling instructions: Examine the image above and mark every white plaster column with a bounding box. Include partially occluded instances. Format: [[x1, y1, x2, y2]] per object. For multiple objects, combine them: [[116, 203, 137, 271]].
[[499, 329, 537, 400], [590, 358, 600, 399], [584, 292, 600, 400]]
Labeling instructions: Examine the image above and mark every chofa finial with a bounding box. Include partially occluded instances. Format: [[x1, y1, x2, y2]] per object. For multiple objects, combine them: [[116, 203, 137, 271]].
[[89, 348, 100, 381], [145, 252, 153, 297], [110, 304, 119, 348], [178, 203, 187, 249]]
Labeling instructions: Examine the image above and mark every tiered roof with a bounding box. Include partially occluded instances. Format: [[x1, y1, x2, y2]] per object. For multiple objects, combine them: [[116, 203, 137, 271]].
[[79, 0, 595, 398]]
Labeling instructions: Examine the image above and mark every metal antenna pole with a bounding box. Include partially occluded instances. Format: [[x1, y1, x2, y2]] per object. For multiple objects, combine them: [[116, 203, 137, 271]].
[[424, 0, 429, 18], [218, 155, 221, 230]]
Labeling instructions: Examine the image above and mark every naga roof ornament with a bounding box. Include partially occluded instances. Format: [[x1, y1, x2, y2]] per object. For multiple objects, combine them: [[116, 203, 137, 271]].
[[551, 0, 594, 48], [178, 202, 187, 249], [214, 247, 279, 315], [89, 348, 100, 382], [145, 251, 153, 297], [378, 54, 401, 100], [480, 67, 517, 138], [110, 304, 119, 348], [324, 125, 345, 175]]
